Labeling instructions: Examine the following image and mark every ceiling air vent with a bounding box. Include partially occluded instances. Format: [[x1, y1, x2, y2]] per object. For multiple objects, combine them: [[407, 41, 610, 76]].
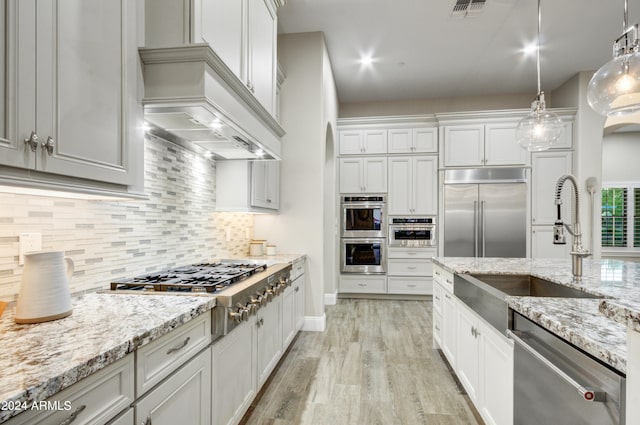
[[452, 0, 486, 18]]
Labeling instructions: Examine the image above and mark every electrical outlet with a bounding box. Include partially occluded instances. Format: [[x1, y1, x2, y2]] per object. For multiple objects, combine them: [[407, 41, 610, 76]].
[[19, 233, 42, 265]]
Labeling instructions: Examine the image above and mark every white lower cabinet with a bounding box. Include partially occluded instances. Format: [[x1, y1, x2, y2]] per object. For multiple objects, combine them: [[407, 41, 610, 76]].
[[6, 355, 134, 425], [282, 284, 296, 348], [135, 347, 212, 425], [212, 319, 257, 425], [257, 295, 283, 388], [434, 267, 514, 425], [339, 274, 387, 293], [108, 408, 133, 425], [293, 272, 305, 331]]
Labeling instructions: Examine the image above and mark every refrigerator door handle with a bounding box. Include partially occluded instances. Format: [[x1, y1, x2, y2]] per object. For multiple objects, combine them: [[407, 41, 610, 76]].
[[473, 200, 479, 258], [481, 200, 486, 258]]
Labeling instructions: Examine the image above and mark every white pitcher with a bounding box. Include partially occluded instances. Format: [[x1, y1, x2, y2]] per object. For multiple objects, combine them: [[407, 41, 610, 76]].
[[15, 251, 74, 324]]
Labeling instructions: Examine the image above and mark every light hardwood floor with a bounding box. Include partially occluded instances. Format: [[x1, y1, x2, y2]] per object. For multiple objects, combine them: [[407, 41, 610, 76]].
[[240, 299, 483, 425]]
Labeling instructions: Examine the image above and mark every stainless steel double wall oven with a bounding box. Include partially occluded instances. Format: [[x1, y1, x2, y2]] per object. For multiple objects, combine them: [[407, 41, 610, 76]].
[[340, 195, 386, 273]]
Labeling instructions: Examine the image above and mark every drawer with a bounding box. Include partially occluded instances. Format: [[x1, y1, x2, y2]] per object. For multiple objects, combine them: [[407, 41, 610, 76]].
[[433, 265, 454, 293], [388, 258, 433, 276], [433, 311, 442, 347], [433, 281, 443, 314], [387, 277, 432, 295], [339, 275, 386, 293], [7, 355, 134, 425], [387, 248, 436, 259], [136, 312, 211, 396]]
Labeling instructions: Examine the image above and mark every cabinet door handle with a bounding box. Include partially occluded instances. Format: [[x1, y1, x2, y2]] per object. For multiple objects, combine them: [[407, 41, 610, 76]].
[[295, 286, 300, 292], [42, 136, 55, 156], [141, 416, 152, 425], [24, 131, 39, 152], [166, 336, 191, 355], [444, 294, 451, 299], [58, 405, 86, 425]]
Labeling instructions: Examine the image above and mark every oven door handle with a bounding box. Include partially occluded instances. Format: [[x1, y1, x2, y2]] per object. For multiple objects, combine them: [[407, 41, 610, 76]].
[[507, 330, 607, 402]]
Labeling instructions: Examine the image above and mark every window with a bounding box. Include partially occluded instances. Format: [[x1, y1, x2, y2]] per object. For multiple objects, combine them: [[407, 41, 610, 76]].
[[601, 185, 640, 248]]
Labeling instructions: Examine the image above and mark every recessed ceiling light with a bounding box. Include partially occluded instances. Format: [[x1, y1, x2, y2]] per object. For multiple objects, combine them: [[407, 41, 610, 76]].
[[359, 56, 374, 66], [522, 42, 537, 56]]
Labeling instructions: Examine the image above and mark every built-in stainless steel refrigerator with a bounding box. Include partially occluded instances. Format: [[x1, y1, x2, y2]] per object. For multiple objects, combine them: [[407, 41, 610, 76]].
[[443, 168, 527, 258]]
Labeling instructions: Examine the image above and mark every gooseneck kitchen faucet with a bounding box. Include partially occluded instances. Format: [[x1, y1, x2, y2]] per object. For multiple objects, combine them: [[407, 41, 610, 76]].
[[553, 174, 590, 279]]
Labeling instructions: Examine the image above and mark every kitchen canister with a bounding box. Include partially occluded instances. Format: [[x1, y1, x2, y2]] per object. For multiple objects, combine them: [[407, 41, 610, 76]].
[[15, 251, 74, 324], [249, 241, 264, 256], [266, 244, 277, 256]]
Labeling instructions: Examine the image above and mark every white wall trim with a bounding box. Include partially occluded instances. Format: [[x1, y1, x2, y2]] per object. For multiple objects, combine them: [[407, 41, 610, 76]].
[[324, 292, 337, 305], [302, 313, 326, 332]]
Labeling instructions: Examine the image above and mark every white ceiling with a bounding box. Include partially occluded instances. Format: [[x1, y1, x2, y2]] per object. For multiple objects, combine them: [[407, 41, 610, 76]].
[[277, 0, 640, 104]]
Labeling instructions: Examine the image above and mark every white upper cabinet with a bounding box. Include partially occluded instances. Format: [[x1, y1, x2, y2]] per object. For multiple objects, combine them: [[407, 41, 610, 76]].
[[388, 127, 437, 154], [216, 160, 279, 212], [1, 0, 141, 187], [339, 157, 387, 194], [146, 0, 279, 116], [388, 156, 437, 215], [251, 160, 279, 210], [339, 130, 387, 155], [442, 123, 527, 167]]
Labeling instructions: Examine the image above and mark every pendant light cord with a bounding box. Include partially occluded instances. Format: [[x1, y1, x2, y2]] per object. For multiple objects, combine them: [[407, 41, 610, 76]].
[[536, 0, 541, 96], [624, 0, 629, 32]]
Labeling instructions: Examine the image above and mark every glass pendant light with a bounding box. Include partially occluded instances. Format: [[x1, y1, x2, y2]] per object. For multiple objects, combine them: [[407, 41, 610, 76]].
[[588, 0, 640, 116], [516, 0, 563, 152]]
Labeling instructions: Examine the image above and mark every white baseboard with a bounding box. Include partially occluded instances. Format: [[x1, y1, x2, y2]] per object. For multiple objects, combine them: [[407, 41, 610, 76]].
[[302, 313, 326, 332], [324, 292, 337, 305]]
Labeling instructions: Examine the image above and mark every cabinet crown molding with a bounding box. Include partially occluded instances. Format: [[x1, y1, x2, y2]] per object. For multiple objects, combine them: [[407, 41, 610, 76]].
[[337, 114, 438, 128], [435, 107, 577, 124]]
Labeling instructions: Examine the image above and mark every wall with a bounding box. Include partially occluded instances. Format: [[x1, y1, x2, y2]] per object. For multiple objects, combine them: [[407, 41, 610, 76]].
[[254, 32, 338, 330], [339, 93, 533, 118], [0, 135, 253, 303], [603, 132, 640, 182]]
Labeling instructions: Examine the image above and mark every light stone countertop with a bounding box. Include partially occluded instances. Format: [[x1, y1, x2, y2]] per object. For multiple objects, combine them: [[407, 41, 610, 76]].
[[599, 298, 640, 333], [218, 253, 306, 266], [0, 293, 215, 423], [433, 257, 639, 373]]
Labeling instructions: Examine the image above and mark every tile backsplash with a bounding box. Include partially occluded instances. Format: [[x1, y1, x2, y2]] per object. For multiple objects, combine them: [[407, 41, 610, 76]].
[[0, 136, 254, 302]]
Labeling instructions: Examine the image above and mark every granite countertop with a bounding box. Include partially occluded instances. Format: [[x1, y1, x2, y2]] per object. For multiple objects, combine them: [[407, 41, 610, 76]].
[[0, 293, 215, 423], [433, 257, 638, 374], [599, 298, 640, 333]]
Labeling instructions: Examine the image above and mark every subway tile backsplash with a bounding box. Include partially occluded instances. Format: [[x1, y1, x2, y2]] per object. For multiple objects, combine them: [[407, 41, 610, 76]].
[[0, 136, 254, 302]]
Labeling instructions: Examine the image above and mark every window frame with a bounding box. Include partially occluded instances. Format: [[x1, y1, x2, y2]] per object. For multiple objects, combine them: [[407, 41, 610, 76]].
[[601, 182, 640, 253]]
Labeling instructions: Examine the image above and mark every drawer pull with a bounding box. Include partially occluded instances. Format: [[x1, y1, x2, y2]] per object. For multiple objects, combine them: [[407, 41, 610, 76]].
[[358, 283, 367, 286], [445, 294, 451, 300], [435, 271, 440, 275], [166, 336, 191, 355], [407, 252, 417, 256], [407, 266, 417, 270], [435, 295, 440, 300], [407, 284, 417, 288], [59, 405, 86, 425]]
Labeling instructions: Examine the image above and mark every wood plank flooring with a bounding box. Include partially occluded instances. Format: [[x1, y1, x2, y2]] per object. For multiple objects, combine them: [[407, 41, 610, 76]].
[[240, 299, 483, 425]]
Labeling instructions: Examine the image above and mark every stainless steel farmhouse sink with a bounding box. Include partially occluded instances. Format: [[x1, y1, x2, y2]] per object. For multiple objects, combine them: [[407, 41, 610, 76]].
[[454, 273, 601, 333]]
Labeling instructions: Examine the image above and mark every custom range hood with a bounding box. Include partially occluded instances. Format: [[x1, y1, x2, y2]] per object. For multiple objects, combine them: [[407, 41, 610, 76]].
[[139, 44, 285, 160]]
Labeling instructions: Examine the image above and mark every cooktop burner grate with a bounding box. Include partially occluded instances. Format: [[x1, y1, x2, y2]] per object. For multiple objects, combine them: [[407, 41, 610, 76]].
[[110, 261, 267, 293]]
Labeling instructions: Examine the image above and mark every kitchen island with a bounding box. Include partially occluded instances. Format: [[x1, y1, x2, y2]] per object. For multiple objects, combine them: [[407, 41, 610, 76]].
[[0, 293, 215, 424], [433, 256, 638, 425]]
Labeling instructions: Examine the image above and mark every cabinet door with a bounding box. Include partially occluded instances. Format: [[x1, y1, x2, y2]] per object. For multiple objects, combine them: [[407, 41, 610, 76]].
[[456, 303, 480, 403], [413, 156, 438, 215], [388, 129, 413, 153], [36, 0, 139, 185], [212, 319, 257, 425], [294, 274, 305, 331], [136, 347, 212, 425], [362, 157, 387, 193], [441, 291, 458, 367], [339, 130, 363, 155], [252, 160, 279, 209], [553, 120, 573, 149], [388, 156, 413, 215], [1, 2, 37, 170], [413, 127, 437, 153], [443, 125, 484, 167], [363, 129, 387, 154], [257, 296, 283, 388], [531, 151, 573, 225], [200, 0, 245, 79], [531, 226, 571, 259], [339, 158, 363, 193], [480, 321, 514, 425], [282, 286, 296, 348], [484, 123, 528, 166], [248, 0, 276, 113]]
